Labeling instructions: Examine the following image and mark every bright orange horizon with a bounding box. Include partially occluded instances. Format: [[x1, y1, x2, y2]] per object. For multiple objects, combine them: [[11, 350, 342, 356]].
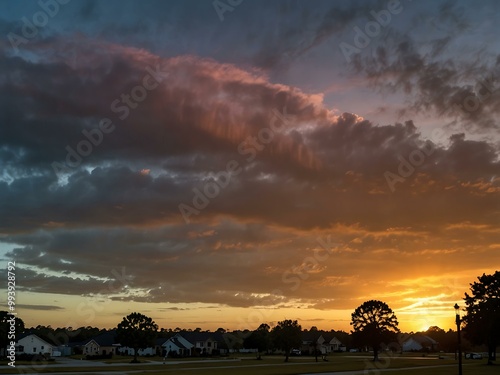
[[11, 265, 487, 334]]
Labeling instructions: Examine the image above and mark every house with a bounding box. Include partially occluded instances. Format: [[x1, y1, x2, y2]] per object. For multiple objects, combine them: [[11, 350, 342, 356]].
[[300, 331, 346, 355], [92, 331, 121, 355], [82, 339, 100, 356], [161, 332, 223, 356], [161, 335, 193, 357], [181, 332, 223, 355], [402, 334, 438, 352], [301, 331, 324, 355], [324, 336, 346, 352], [73, 331, 121, 356], [121, 337, 169, 356], [16, 333, 54, 357]]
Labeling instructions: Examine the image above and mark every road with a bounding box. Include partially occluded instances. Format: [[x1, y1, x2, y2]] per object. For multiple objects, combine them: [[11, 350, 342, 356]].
[[302, 364, 458, 375], [9, 357, 459, 375], [9, 357, 241, 374]]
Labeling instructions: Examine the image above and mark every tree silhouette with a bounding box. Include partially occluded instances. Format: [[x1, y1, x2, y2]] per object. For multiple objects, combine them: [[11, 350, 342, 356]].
[[244, 323, 271, 359], [351, 300, 399, 361], [0, 311, 24, 349], [271, 319, 302, 362], [116, 312, 158, 363], [463, 271, 500, 365]]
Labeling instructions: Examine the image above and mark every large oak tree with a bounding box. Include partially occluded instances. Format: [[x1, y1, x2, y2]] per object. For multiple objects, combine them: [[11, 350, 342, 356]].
[[351, 300, 400, 361], [116, 312, 158, 363], [243, 323, 271, 359]]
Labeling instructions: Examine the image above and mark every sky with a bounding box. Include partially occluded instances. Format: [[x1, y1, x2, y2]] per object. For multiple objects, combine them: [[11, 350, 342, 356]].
[[0, 0, 499, 334]]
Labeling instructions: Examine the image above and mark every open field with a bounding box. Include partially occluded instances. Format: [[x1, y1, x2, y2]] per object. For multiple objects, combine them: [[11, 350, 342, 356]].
[[0, 353, 497, 375]]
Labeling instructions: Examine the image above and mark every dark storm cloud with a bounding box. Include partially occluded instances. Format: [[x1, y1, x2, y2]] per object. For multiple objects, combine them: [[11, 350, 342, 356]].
[[0, 37, 329, 172], [353, 40, 500, 131], [0, 36, 499, 236], [0, 167, 185, 232]]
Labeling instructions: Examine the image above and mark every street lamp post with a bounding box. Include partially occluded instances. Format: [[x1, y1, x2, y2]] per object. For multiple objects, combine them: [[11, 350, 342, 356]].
[[454, 303, 463, 375]]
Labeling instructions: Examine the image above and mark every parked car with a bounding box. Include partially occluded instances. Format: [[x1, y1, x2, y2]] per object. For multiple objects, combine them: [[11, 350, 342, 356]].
[[290, 349, 301, 356], [465, 352, 483, 359]]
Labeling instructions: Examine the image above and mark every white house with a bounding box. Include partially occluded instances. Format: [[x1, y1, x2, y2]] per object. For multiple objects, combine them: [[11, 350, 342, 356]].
[[402, 334, 438, 352], [121, 337, 167, 356], [181, 332, 223, 355], [75, 331, 121, 356], [16, 333, 54, 357], [327, 336, 346, 352], [301, 332, 346, 355], [82, 339, 100, 356], [161, 335, 193, 357], [110, 332, 224, 358]]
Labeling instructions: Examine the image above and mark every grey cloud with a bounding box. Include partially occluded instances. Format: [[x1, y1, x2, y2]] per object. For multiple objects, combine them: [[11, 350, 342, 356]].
[[17, 304, 65, 311], [3, 214, 500, 309], [349, 9, 500, 133]]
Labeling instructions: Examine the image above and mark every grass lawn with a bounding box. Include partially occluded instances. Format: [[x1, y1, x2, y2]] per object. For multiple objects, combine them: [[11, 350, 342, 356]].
[[385, 363, 498, 375], [0, 354, 496, 375], [101, 355, 241, 363], [135, 357, 452, 375]]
